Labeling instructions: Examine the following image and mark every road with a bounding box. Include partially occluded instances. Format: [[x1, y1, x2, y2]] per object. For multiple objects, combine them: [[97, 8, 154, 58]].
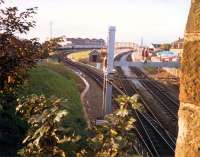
[[114, 51, 180, 68]]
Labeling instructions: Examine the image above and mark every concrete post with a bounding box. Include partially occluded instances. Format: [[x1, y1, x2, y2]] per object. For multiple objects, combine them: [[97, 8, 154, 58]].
[[107, 26, 116, 73], [104, 74, 113, 115], [96, 63, 101, 69], [104, 26, 116, 115]]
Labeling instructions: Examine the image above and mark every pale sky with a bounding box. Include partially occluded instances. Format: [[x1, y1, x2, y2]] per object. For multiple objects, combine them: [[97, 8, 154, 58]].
[[6, 0, 191, 45]]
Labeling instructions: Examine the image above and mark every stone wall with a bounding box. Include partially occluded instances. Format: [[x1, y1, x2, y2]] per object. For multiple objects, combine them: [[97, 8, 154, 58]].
[[176, 0, 200, 156]]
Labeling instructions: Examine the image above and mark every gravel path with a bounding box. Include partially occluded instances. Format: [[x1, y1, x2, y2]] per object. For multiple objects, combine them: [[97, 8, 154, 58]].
[[82, 75, 103, 125], [70, 68, 103, 126]]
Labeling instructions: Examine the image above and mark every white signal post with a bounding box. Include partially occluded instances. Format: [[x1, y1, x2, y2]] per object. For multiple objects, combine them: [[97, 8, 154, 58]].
[[107, 26, 116, 73], [103, 26, 116, 116]]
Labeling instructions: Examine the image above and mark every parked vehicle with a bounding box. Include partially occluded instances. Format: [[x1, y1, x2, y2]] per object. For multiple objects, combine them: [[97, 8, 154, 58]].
[[157, 51, 178, 62]]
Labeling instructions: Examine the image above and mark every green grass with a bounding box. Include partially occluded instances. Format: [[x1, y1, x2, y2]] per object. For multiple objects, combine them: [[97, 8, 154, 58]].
[[68, 50, 90, 61], [68, 50, 97, 67], [18, 60, 87, 135], [16, 60, 89, 156]]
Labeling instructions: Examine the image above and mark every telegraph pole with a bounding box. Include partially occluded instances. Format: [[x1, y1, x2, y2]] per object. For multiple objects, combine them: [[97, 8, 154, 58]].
[[50, 21, 53, 39], [103, 26, 116, 116], [140, 37, 143, 47]]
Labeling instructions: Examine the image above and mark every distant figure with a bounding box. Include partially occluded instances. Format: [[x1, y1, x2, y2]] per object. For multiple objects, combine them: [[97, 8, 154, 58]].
[[144, 48, 149, 64], [148, 50, 153, 61], [142, 48, 145, 60]]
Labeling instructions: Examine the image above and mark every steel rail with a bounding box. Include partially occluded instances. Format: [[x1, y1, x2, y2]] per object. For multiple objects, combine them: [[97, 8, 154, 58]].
[[117, 66, 175, 157], [63, 52, 175, 157]]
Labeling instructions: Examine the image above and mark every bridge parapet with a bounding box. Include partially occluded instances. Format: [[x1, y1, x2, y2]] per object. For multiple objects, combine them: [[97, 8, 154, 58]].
[[114, 61, 180, 68]]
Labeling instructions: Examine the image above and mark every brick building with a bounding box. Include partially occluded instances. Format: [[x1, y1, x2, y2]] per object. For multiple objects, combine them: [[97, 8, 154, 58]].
[[170, 38, 184, 56], [66, 38, 105, 48]]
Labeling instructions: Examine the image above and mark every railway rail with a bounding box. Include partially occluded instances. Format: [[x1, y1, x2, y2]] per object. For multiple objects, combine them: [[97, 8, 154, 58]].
[[131, 67, 179, 104], [62, 52, 176, 157], [64, 57, 103, 87], [131, 67, 179, 136], [126, 53, 132, 62], [116, 66, 175, 157], [114, 51, 132, 61], [122, 52, 179, 137]]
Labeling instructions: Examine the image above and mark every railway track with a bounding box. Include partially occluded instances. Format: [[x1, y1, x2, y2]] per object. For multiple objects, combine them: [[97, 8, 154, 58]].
[[63, 56, 120, 105], [114, 51, 132, 61], [62, 52, 176, 157], [116, 66, 175, 157], [113, 52, 176, 156], [127, 53, 179, 109], [123, 52, 179, 136], [64, 57, 103, 87], [130, 66, 179, 121], [126, 53, 132, 62]]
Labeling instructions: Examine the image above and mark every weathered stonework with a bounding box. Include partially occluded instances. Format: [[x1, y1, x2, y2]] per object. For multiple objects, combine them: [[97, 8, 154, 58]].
[[185, 33, 200, 41], [176, 0, 200, 156], [176, 103, 200, 156], [186, 0, 200, 34], [180, 41, 200, 105]]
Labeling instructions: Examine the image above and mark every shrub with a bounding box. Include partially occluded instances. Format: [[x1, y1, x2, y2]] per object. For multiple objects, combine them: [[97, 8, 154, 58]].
[[16, 94, 141, 157]]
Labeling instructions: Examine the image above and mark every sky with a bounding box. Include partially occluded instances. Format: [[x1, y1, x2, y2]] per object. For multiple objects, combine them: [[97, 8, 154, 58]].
[[6, 0, 191, 45]]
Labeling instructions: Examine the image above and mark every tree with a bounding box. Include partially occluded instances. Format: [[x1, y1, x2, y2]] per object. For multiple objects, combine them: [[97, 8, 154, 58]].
[[0, 1, 37, 95], [0, 1, 39, 156], [175, 0, 200, 156], [0, 1, 72, 156], [0, 1, 62, 103], [41, 37, 64, 58], [160, 43, 171, 51]]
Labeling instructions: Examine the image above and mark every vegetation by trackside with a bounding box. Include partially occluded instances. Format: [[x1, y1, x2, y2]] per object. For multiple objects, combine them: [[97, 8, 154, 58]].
[[68, 50, 91, 61], [0, 1, 141, 156]]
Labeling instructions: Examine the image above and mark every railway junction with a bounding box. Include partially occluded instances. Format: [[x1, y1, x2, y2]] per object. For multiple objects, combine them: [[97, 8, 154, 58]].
[[62, 50, 179, 157], [58, 26, 182, 157]]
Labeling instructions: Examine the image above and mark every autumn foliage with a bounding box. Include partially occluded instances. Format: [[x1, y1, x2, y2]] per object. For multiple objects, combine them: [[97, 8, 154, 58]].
[[0, 1, 139, 156], [16, 95, 140, 157], [0, 1, 64, 156]]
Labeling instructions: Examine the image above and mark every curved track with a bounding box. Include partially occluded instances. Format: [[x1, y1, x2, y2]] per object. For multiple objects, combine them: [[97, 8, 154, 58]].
[[62, 52, 176, 157], [116, 66, 175, 157], [122, 52, 179, 137], [130, 66, 179, 136]]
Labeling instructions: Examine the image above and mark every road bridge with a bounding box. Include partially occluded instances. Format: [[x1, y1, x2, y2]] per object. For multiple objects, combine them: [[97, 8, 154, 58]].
[[114, 51, 180, 68], [114, 61, 180, 68]]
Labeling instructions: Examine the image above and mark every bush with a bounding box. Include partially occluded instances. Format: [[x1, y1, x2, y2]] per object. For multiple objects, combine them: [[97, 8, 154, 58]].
[[17, 95, 68, 156], [78, 95, 142, 157], [16, 94, 141, 157]]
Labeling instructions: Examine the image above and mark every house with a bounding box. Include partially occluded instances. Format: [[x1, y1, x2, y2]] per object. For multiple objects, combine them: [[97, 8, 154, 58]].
[[89, 49, 101, 62], [66, 38, 105, 49], [170, 38, 184, 56], [171, 38, 184, 49], [115, 42, 137, 49]]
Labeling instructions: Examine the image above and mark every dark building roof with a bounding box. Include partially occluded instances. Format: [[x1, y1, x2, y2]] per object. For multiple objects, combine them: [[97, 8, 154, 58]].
[[152, 44, 161, 48], [89, 49, 99, 55]]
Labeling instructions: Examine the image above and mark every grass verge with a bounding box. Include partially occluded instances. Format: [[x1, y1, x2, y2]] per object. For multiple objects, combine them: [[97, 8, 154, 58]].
[[68, 50, 90, 61], [18, 60, 87, 136], [68, 50, 96, 67], [17, 60, 88, 156]]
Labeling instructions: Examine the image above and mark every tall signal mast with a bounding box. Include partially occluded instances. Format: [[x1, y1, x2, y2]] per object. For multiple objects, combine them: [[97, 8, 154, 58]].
[[140, 37, 143, 47], [103, 26, 116, 116], [50, 21, 53, 39]]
